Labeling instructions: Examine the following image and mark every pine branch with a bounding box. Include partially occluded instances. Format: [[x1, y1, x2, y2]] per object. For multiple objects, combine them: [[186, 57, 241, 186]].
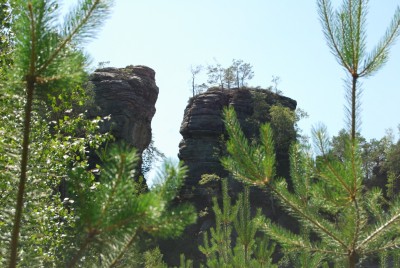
[[37, 0, 112, 74], [290, 143, 313, 204], [260, 218, 312, 250], [314, 130, 353, 195], [66, 229, 98, 268], [353, 0, 366, 68], [222, 107, 267, 183], [359, 7, 400, 77], [223, 106, 348, 251], [363, 239, 400, 255], [260, 123, 276, 181], [99, 149, 132, 219], [357, 210, 400, 250], [269, 180, 348, 249], [339, 5, 353, 68], [108, 231, 138, 268], [317, 0, 352, 72]]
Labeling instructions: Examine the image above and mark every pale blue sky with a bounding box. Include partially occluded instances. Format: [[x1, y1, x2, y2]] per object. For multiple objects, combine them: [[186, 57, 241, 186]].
[[73, 1, 400, 161]]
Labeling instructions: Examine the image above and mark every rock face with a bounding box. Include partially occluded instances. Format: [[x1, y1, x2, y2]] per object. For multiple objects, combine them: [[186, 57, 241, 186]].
[[179, 87, 296, 203], [160, 87, 297, 265], [89, 65, 159, 179]]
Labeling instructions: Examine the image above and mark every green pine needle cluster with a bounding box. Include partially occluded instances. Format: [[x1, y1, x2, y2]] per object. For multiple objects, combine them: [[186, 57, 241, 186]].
[[222, 107, 275, 186], [199, 179, 277, 267], [222, 106, 400, 267], [65, 144, 196, 267]]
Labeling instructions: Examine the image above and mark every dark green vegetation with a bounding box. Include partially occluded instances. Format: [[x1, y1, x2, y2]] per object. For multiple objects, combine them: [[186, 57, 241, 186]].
[[1, 0, 400, 268], [198, 179, 277, 267]]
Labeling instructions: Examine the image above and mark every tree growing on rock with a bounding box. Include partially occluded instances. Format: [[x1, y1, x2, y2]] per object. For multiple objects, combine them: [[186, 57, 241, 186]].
[[206, 59, 254, 89], [236, 60, 254, 88], [207, 61, 226, 89], [189, 64, 207, 96], [224, 65, 236, 89]]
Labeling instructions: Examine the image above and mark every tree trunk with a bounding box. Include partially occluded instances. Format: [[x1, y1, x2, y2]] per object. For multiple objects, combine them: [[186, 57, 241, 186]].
[[351, 75, 358, 141], [348, 251, 357, 268], [9, 77, 35, 268]]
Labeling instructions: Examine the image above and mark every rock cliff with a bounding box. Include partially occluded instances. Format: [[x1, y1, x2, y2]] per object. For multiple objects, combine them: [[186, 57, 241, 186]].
[[179, 87, 296, 205], [160, 87, 297, 265], [89, 65, 159, 180]]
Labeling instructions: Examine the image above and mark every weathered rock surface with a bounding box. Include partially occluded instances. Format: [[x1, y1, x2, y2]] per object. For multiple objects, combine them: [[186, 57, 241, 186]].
[[160, 87, 297, 265], [89, 65, 159, 179], [179, 87, 296, 202]]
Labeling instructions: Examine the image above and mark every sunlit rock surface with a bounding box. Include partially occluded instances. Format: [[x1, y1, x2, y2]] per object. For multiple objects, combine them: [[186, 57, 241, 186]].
[[89, 65, 159, 179]]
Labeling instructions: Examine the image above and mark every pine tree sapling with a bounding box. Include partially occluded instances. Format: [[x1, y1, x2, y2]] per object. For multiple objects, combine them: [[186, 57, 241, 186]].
[[222, 106, 400, 267], [199, 179, 278, 267]]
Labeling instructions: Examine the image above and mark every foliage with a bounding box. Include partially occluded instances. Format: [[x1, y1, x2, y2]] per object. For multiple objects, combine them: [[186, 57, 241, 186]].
[[189, 64, 207, 97], [317, 0, 400, 140], [222, 106, 400, 267], [271, 75, 282, 94], [143, 247, 168, 268], [0, 1, 196, 267], [66, 146, 196, 267], [330, 129, 400, 199], [270, 105, 309, 148], [198, 179, 278, 267], [247, 90, 308, 147], [0, 85, 111, 267], [0, 0, 12, 78], [206, 59, 254, 89], [0, 91, 196, 267], [223, 65, 235, 89], [177, 254, 194, 268], [383, 130, 400, 180], [206, 61, 226, 89], [232, 59, 254, 89], [3, 1, 114, 266], [141, 138, 166, 177], [97, 60, 111, 69], [287, 252, 328, 268], [269, 105, 297, 151]]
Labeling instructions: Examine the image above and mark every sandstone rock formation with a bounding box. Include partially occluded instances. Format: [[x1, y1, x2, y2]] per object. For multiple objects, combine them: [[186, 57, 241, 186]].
[[179, 87, 296, 204], [160, 87, 297, 265], [89, 65, 159, 180]]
